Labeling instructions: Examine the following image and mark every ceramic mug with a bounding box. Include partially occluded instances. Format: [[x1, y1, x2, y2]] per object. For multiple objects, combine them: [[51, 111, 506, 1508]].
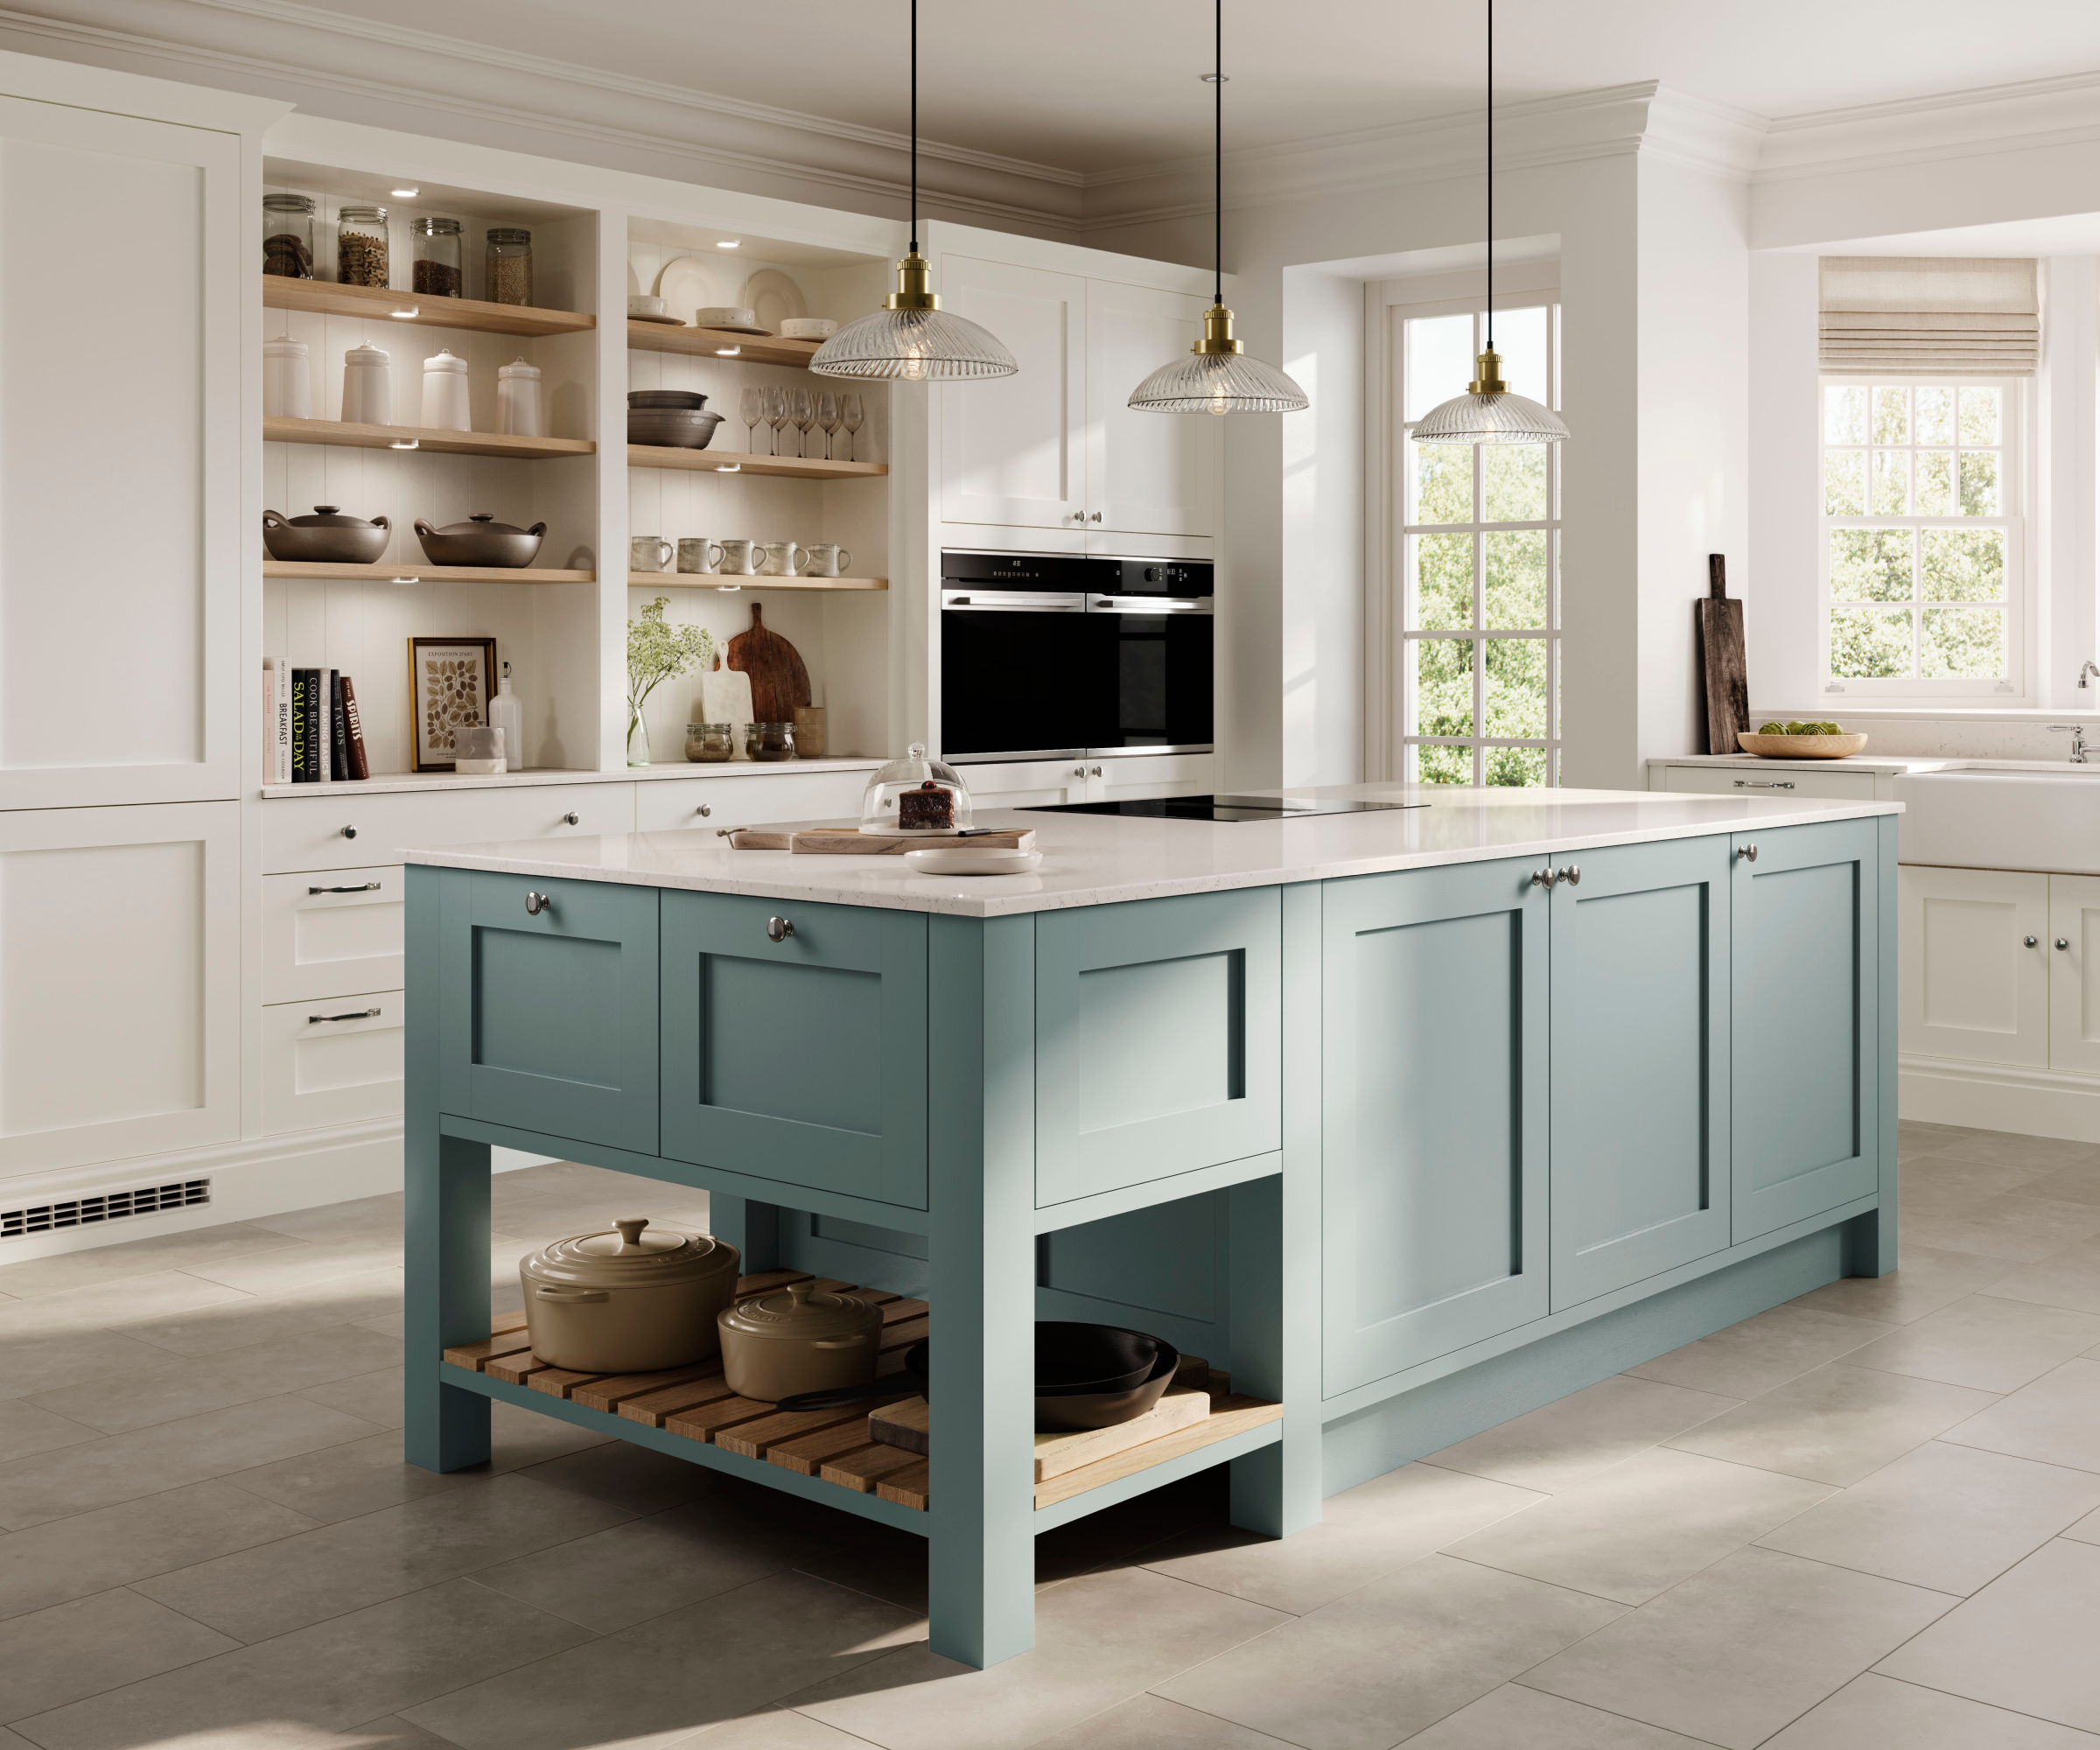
[[677, 538, 723, 575], [762, 541, 806, 578], [803, 543, 851, 578], [630, 536, 672, 572], [717, 538, 765, 577]]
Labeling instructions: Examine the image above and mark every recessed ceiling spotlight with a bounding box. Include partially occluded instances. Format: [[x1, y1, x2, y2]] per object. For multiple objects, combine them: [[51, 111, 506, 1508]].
[[391, 186, 419, 198], [717, 240, 741, 249]]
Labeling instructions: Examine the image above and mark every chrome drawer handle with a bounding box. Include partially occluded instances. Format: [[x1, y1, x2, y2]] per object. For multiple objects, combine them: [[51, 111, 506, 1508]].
[[1733, 779, 1794, 789], [561, 812, 580, 826], [1531, 867, 1558, 889], [1738, 844, 1759, 862], [308, 1008, 380, 1025], [525, 891, 551, 915], [1558, 864, 1581, 886], [308, 881, 382, 895], [766, 915, 794, 942]]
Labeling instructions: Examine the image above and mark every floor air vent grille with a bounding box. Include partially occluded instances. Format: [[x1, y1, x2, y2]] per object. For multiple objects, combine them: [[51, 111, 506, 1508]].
[[1, 1179, 211, 1240]]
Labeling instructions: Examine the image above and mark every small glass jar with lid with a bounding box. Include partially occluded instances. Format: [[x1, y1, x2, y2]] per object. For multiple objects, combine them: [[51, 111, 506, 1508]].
[[861, 743, 972, 832], [485, 228, 533, 306], [335, 205, 388, 287], [685, 723, 734, 762], [410, 216, 463, 298], [262, 192, 316, 278], [746, 721, 798, 762]]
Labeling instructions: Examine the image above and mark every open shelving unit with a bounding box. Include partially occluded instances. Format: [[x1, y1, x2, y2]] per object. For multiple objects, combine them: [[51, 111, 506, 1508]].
[[266, 560, 596, 584], [626, 445, 883, 480], [626, 571, 886, 592], [626, 320, 822, 368], [266, 416, 595, 460], [264, 276, 594, 340]]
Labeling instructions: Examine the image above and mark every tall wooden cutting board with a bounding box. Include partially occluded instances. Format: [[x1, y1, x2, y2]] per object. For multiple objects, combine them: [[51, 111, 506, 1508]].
[[1697, 554, 1749, 756], [725, 603, 810, 724]]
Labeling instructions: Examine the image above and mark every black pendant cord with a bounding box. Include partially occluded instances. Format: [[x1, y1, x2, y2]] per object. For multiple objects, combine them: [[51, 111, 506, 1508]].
[[908, 0, 919, 253], [1214, 0, 1222, 306], [1484, 0, 1493, 352]]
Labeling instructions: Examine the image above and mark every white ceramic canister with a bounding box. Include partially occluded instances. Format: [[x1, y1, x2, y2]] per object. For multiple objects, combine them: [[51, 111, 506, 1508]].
[[262, 334, 312, 420], [340, 341, 393, 426], [420, 348, 472, 432], [495, 357, 542, 437]]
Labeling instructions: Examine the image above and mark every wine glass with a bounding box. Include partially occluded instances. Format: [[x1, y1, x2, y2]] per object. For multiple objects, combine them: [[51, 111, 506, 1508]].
[[739, 386, 764, 452], [840, 393, 864, 462], [791, 388, 816, 458], [816, 391, 840, 459], [765, 386, 790, 457]]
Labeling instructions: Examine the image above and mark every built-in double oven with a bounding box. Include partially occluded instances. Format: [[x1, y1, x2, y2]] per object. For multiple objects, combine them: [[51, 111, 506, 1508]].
[[938, 550, 1214, 764]]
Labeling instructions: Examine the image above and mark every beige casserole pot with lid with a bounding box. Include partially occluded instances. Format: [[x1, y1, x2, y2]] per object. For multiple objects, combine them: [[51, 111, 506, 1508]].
[[519, 1218, 739, 1374], [718, 1280, 881, 1402]]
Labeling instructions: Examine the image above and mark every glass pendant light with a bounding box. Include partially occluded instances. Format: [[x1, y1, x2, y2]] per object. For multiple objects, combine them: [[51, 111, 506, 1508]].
[[1412, 0, 1568, 446], [1127, 0, 1307, 415], [809, 0, 1016, 382]]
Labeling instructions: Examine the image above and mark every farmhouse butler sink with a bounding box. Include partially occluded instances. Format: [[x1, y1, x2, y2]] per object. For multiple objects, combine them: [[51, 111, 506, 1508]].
[[1895, 765, 2100, 874]]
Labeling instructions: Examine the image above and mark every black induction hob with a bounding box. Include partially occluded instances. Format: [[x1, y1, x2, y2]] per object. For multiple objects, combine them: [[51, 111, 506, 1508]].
[[1018, 794, 1431, 823]]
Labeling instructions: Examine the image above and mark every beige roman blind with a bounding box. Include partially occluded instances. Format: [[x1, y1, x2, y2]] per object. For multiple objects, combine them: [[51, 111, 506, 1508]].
[[1819, 256, 2039, 375]]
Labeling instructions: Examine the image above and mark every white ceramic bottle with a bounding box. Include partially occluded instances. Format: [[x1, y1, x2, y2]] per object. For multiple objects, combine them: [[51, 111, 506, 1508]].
[[262, 334, 312, 419], [340, 341, 392, 425], [487, 661, 524, 771], [495, 357, 542, 437], [420, 348, 471, 431]]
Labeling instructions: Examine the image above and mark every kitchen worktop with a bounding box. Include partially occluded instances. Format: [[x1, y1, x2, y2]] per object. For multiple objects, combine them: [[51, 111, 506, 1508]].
[[259, 756, 886, 799], [1648, 752, 1958, 775], [401, 782, 1900, 918]]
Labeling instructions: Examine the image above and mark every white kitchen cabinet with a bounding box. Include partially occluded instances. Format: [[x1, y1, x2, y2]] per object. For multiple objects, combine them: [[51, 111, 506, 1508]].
[[1092, 752, 1215, 804], [262, 783, 634, 874], [262, 866, 405, 1004], [634, 768, 872, 833], [0, 802, 240, 1175], [2048, 874, 2100, 1075], [1898, 865, 2048, 1067], [957, 759, 1094, 812], [260, 990, 402, 1135], [1659, 765, 1881, 802], [963, 752, 1215, 813], [1084, 282, 1220, 537]]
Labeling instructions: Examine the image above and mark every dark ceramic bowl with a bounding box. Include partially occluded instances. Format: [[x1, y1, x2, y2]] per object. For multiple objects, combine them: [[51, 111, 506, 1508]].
[[627, 388, 709, 410], [628, 408, 724, 449]]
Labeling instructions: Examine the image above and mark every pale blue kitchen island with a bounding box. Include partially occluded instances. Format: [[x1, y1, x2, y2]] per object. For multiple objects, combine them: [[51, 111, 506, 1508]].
[[402, 784, 1900, 1669]]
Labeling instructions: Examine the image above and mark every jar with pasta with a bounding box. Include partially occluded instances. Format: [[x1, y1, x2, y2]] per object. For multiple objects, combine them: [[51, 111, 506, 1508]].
[[336, 205, 388, 288], [485, 228, 532, 306]]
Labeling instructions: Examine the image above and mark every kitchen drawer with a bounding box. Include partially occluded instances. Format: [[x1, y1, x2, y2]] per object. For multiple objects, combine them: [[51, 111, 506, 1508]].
[[1660, 765, 1879, 802], [1093, 751, 1215, 802], [952, 758, 1089, 810], [262, 865, 403, 1004], [634, 769, 870, 834], [262, 783, 635, 873], [261, 990, 402, 1134]]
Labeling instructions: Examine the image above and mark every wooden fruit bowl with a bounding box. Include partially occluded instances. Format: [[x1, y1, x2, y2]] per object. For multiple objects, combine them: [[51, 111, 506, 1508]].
[[1737, 732, 1869, 760]]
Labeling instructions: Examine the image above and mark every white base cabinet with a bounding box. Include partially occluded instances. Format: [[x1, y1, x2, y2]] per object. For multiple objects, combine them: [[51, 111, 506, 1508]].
[[2048, 874, 2100, 1075], [260, 990, 402, 1134], [964, 752, 1216, 813]]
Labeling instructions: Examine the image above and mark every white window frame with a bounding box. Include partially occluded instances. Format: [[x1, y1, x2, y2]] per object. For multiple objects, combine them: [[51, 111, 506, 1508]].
[[1816, 374, 2033, 703]]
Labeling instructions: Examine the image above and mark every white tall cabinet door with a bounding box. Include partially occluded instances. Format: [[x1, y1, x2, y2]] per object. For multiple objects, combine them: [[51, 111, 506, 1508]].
[[938, 257, 1088, 529], [1899, 864, 2048, 1067], [2048, 874, 2100, 1074], [0, 802, 239, 1174], [0, 94, 242, 809], [1085, 281, 1219, 536]]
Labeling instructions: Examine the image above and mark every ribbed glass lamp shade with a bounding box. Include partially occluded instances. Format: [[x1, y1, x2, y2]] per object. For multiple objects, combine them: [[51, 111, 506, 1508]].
[[1128, 346, 1308, 414], [808, 304, 1017, 382], [1411, 387, 1568, 444]]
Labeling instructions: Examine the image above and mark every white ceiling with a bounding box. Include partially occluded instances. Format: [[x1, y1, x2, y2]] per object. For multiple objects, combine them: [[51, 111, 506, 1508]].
[[290, 0, 2100, 175]]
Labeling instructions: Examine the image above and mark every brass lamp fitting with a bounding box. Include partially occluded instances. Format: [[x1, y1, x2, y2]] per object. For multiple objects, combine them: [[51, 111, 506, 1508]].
[[1193, 302, 1246, 356], [886, 251, 941, 312], [1469, 347, 1510, 395]]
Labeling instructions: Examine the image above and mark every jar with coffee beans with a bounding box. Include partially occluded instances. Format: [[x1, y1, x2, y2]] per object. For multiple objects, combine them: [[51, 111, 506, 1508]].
[[410, 215, 463, 298]]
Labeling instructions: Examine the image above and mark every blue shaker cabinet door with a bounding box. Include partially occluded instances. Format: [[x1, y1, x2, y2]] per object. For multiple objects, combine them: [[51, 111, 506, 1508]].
[[438, 872, 660, 1153], [1550, 836, 1732, 1309], [1731, 819, 1880, 1242], [1034, 886, 1282, 1208], [659, 891, 929, 1210], [1321, 858, 1550, 1396]]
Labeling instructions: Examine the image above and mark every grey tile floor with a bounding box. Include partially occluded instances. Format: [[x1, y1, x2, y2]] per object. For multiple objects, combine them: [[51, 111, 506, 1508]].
[[3, 1125, 2100, 1747]]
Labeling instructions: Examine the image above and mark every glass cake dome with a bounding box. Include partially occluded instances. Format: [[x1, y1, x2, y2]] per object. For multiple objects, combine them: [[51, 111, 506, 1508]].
[[862, 743, 974, 834]]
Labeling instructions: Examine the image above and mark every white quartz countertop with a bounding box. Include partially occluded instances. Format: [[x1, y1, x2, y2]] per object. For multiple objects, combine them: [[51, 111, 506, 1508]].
[[400, 783, 1901, 919], [1648, 752, 1957, 775], [259, 758, 884, 800]]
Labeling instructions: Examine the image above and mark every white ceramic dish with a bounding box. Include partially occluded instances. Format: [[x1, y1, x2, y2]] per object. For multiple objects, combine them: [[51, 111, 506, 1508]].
[[780, 317, 836, 340], [628, 294, 666, 318], [742, 269, 808, 335], [904, 847, 1043, 876], [656, 256, 725, 323], [694, 304, 769, 334], [629, 312, 688, 326]]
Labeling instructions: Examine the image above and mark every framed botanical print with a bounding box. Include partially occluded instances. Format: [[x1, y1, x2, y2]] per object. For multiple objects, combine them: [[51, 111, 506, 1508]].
[[409, 637, 497, 771]]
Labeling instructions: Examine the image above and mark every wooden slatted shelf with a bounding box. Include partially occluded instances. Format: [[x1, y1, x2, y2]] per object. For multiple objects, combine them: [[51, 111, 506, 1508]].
[[267, 561, 595, 585], [266, 417, 595, 460], [626, 319, 822, 368], [263, 276, 595, 340], [626, 571, 886, 592], [626, 446, 885, 480], [442, 1283, 1281, 1516]]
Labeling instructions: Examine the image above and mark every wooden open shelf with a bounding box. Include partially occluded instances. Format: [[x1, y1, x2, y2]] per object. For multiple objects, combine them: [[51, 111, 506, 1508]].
[[266, 417, 595, 460], [266, 560, 595, 585], [443, 1277, 1282, 1516], [263, 276, 595, 340], [626, 571, 886, 592], [627, 446, 884, 480], [626, 319, 823, 368]]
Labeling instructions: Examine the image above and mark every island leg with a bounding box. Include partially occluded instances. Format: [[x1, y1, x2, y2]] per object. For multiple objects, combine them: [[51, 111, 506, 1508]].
[[403, 1130, 492, 1471], [710, 1194, 781, 1270], [926, 913, 1038, 1669]]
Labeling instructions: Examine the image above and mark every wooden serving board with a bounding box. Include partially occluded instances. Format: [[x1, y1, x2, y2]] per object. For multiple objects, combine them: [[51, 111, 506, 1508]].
[[725, 603, 809, 724], [1697, 553, 1750, 757], [725, 827, 1036, 854]]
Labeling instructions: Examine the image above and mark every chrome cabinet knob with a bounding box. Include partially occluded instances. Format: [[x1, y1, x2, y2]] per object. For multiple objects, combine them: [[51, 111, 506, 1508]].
[[766, 916, 794, 943], [524, 891, 551, 915], [2058, 938, 2071, 950], [696, 804, 712, 817], [2026, 935, 2040, 947], [1738, 844, 1759, 862], [1074, 766, 1086, 777], [340, 825, 357, 839], [1531, 867, 1558, 889], [561, 811, 580, 826], [1558, 864, 1581, 886], [1090, 765, 1102, 777], [1089, 511, 1102, 522]]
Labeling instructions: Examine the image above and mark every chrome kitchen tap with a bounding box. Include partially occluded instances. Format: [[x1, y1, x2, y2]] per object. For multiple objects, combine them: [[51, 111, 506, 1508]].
[[2052, 724, 2090, 763]]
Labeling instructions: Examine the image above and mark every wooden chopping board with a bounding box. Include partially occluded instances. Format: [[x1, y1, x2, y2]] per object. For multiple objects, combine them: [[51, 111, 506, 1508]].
[[725, 603, 810, 724], [1696, 553, 1749, 756]]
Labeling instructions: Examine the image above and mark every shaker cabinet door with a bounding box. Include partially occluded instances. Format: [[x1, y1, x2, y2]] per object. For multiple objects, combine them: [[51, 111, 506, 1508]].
[[1320, 858, 1550, 1396], [1084, 280, 1220, 536], [1550, 836, 1732, 1308], [1731, 821, 1880, 1242], [2048, 874, 2100, 1075], [1896, 864, 2048, 1067], [660, 891, 929, 1209]]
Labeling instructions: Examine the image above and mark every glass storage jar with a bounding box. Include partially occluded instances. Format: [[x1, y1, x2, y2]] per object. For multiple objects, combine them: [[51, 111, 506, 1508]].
[[485, 228, 532, 306], [685, 723, 734, 762], [262, 192, 316, 278], [860, 742, 972, 832], [745, 722, 798, 762], [335, 205, 388, 287], [411, 216, 464, 298]]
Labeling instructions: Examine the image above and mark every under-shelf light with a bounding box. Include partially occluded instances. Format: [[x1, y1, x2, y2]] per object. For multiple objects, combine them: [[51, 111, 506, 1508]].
[[713, 464, 741, 473], [389, 575, 418, 585], [716, 239, 740, 249], [388, 306, 419, 319], [714, 346, 742, 357], [391, 186, 419, 198], [716, 583, 742, 592], [388, 438, 419, 450]]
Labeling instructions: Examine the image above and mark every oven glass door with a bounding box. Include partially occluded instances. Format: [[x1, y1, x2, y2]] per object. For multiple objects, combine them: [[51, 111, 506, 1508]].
[[940, 591, 1090, 760], [1087, 597, 1214, 752]]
